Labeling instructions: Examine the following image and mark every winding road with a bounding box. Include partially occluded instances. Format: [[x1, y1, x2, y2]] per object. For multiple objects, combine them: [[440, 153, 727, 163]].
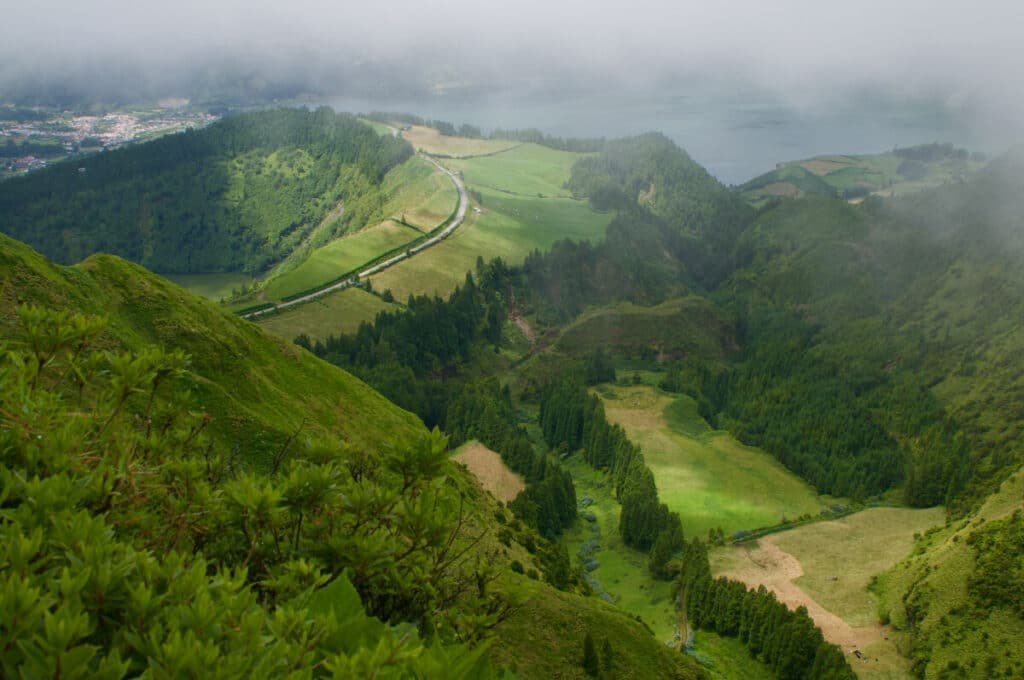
[[242, 154, 468, 320]]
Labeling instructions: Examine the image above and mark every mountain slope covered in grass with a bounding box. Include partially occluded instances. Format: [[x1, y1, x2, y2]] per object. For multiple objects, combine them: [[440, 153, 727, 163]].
[[0, 232, 704, 678]]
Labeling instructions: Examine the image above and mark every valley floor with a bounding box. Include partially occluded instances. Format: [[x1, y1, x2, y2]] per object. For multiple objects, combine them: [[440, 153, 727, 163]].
[[571, 375, 944, 679]]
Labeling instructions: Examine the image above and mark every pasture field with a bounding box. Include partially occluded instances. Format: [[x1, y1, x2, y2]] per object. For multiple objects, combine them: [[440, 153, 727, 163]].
[[451, 440, 525, 502], [598, 384, 825, 538], [255, 287, 395, 342], [771, 507, 944, 627], [370, 188, 611, 300], [379, 155, 459, 231], [741, 150, 985, 205], [710, 507, 944, 679], [447, 143, 580, 197], [262, 220, 420, 300], [401, 125, 517, 157], [167, 272, 255, 301]]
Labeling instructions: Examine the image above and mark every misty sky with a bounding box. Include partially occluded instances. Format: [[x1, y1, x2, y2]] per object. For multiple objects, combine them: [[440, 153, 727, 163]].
[[3, 0, 1022, 105]]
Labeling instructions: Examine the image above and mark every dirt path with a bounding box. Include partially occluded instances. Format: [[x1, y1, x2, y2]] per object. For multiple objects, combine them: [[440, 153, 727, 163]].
[[717, 536, 888, 653], [511, 314, 536, 345]]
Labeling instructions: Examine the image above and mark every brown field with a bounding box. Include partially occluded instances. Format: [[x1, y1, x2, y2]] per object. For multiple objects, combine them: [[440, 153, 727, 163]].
[[401, 126, 518, 158], [452, 441, 525, 502]]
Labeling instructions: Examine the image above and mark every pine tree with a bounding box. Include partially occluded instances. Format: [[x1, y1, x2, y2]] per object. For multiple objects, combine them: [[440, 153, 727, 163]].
[[582, 632, 599, 677]]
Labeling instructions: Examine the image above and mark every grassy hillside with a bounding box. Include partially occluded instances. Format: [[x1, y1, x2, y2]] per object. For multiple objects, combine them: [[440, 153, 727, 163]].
[[253, 154, 459, 302], [368, 146, 612, 302], [0, 232, 423, 466], [0, 108, 411, 275], [256, 286, 398, 342], [0, 231, 708, 678], [874, 467, 1024, 679], [556, 297, 736, 360]]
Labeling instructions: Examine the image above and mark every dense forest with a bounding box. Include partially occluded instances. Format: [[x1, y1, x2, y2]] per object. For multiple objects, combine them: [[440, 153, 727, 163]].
[[0, 108, 410, 273], [305, 265, 580, 550]]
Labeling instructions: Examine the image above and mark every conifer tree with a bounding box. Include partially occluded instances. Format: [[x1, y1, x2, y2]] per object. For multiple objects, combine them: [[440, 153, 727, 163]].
[[582, 632, 599, 677]]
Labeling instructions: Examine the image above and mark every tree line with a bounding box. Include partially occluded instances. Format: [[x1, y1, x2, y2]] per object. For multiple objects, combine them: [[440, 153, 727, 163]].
[[538, 375, 685, 579], [446, 381, 577, 540]]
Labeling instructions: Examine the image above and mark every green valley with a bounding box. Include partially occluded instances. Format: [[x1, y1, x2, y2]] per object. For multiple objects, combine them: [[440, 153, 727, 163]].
[[3, 105, 1022, 680]]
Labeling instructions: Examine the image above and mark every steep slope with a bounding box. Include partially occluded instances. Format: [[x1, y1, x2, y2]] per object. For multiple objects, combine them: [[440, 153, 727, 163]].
[[568, 132, 754, 286], [0, 108, 411, 274], [723, 148, 1024, 506], [0, 233, 704, 678], [0, 232, 423, 467], [875, 467, 1024, 679]]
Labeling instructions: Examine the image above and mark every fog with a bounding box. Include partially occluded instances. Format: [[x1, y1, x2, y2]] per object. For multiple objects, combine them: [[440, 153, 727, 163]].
[[3, 0, 1023, 180]]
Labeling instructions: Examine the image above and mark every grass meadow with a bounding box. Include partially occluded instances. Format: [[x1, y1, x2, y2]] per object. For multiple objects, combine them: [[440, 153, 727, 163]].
[[262, 220, 420, 300], [598, 384, 825, 538], [369, 183, 610, 301], [401, 125, 518, 157], [447, 143, 580, 197], [256, 287, 396, 342]]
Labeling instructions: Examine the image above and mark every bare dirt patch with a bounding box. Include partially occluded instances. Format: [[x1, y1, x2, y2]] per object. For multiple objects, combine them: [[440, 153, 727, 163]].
[[452, 441, 525, 502]]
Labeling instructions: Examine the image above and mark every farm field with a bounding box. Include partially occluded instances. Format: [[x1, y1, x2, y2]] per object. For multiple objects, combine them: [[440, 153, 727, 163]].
[[379, 155, 459, 231], [401, 125, 518, 157], [740, 148, 986, 206], [369, 155, 611, 301], [256, 286, 396, 342], [262, 220, 420, 300], [710, 507, 944, 678], [447, 143, 580, 197], [451, 440, 525, 503], [167, 272, 255, 301], [597, 384, 826, 538]]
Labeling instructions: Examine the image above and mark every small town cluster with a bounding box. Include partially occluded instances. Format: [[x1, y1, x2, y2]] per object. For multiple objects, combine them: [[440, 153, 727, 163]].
[[1, 104, 217, 177]]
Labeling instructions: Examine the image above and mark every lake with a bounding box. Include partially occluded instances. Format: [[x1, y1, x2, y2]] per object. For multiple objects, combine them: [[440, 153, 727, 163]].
[[326, 87, 1014, 185]]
